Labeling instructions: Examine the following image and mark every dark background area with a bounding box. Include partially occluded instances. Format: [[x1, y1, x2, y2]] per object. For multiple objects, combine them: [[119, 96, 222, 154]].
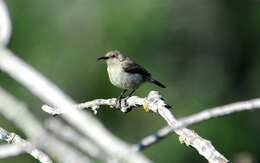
[[1, 0, 260, 162]]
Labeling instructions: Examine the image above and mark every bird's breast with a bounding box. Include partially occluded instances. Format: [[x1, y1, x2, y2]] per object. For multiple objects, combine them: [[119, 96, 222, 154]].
[[107, 65, 144, 89]]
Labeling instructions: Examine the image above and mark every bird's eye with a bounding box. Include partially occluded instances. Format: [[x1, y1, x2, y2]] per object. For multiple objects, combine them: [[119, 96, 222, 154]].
[[112, 55, 116, 58]]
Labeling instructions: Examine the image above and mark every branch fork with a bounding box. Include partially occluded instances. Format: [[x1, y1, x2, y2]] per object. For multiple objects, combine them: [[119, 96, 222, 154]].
[[42, 91, 228, 163]]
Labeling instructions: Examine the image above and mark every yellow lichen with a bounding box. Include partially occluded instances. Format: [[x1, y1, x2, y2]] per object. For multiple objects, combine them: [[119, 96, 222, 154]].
[[143, 102, 150, 112], [178, 136, 184, 144], [185, 140, 191, 146], [178, 136, 191, 146], [109, 105, 114, 109]]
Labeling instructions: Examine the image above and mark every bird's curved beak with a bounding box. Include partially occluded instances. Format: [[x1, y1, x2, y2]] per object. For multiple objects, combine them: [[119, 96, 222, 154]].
[[97, 56, 109, 61]]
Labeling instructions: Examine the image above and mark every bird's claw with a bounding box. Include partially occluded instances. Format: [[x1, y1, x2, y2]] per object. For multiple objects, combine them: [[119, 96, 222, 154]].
[[115, 97, 132, 113], [121, 98, 132, 113]]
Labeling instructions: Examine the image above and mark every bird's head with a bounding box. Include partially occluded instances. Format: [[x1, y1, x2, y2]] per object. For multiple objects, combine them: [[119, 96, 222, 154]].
[[97, 50, 126, 66]]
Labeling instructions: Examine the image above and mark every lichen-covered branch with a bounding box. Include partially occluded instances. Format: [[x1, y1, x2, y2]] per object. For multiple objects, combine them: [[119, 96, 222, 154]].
[[0, 127, 53, 163], [45, 90, 260, 161], [42, 91, 228, 163], [134, 97, 260, 152]]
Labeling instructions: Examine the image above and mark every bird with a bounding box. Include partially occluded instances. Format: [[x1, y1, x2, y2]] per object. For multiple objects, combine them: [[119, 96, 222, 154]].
[[98, 50, 165, 109]]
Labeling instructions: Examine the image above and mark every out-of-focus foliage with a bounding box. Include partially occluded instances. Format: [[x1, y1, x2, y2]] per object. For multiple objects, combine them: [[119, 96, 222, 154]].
[[1, 0, 260, 162]]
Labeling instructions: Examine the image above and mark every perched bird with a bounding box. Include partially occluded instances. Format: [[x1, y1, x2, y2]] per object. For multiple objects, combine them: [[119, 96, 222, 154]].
[[98, 50, 165, 109]]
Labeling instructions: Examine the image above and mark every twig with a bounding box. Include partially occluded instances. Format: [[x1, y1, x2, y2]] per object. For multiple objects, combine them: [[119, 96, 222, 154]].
[[42, 91, 228, 163], [132, 126, 172, 151], [177, 97, 260, 127], [0, 127, 53, 163], [0, 0, 12, 46], [0, 144, 23, 158], [134, 97, 260, 151]]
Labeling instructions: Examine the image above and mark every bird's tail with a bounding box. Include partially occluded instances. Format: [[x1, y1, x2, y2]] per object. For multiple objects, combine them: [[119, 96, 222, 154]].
[[146, 76, 166, 88]]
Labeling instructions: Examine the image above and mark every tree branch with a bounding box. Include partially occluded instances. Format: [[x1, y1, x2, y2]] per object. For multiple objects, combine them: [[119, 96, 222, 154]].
[[0, 0, 12, 46], [44, 119, 108, 161], [132, 125, 172, 151], [134, 97, 260, 151], [0, 86, 93, 163], [0, 144, 23, 158], [177, 97, 260, 127], [0, 127, 53, 163], [42, 91, 229, 163]]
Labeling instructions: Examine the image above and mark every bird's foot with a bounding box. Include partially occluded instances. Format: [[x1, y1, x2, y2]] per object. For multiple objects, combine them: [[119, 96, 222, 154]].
[[121, 97, 132, 113], [115, 97, 132, 113], [115, 89, 127, 109]]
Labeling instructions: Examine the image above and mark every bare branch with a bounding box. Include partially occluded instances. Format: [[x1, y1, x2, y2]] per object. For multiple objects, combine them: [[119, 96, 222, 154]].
[[0, 127, 53, 163], [41, 134, 92, 163], [0, 144, 23, 158], [42, 91, 228, 163], [0, 86, 93, 163], [132, 126, 172, 151], [45, 119, 108, 160], [177, 97, 260, 127], [0, 0, 12, 46]]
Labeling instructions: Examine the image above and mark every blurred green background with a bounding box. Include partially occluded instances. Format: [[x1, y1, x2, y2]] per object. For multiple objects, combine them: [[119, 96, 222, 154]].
[[1, 0, 260, 162]]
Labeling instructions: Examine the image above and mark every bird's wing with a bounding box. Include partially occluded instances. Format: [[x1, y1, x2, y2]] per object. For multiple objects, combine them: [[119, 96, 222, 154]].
[[122, 59, 151, 76]]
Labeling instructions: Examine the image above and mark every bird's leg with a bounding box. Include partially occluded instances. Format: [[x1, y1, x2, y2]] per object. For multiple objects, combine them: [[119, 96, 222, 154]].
[[116, 89, 127, 109], [121, 88, 137, 113], [126, 88, 137, 99]]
